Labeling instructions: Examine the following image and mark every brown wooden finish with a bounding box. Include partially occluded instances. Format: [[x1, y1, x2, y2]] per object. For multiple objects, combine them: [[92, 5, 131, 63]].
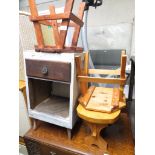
[[83, 52, 89, 95], [119, 51, 127, 101], [35, 45, 83, 53], [49, 5, 62, 49], [84, 51, 89, 76], [28, 0, 85, 53], [84, 122, 108, 151], [77, 103, 119, 151], [29, 12, 70, 21], [77, 104, 121, 124], [59, 0, 74, 48], [70, 13, 84, 26], [78, 87, 126, 113], [72, 2, 86, 47], [75, 56, 82, 76], [26, 59, 71, 82], [82, 87, 126, 113], [24, 114, 134, 155], [89, 68, 120, 75], [78, 86, 95, 107], [59, 18, 70, 48], [39, 21, 80, 28], [28, 78, 52, 109], [78, 76, 126, 85], [120, 54, 127, 79], [76, 51, 127, 153], [75, 51, 127, 113], [60, 22, 78, 27], [28, 0, 44, 48], [75, 55, 88, 96], [30, 13, 83, 26]]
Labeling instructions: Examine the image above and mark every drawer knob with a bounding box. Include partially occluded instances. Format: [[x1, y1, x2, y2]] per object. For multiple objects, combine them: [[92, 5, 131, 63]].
[[41, 66, 48, 75]]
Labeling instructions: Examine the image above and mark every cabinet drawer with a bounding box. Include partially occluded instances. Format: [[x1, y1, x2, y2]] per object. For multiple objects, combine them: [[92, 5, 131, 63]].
[[26, 59, 71, 82], [40, 144, 76, 155]]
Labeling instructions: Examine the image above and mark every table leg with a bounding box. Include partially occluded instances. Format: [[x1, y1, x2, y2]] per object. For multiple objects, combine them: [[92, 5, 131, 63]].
[[84, 122, 108, 151]]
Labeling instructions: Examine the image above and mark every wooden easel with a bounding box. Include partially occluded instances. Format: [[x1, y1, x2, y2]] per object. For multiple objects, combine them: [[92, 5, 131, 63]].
[[28, 0, 86, 53]]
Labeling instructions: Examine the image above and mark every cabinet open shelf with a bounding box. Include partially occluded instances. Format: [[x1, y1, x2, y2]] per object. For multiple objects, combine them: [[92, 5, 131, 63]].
[[24, 51, 81, 131], [33, 96, 69, 119], [27, 77, 72, 128]]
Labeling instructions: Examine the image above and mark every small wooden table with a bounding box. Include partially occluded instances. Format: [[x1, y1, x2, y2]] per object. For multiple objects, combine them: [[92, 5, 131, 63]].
[[77, 104, 121, 152]]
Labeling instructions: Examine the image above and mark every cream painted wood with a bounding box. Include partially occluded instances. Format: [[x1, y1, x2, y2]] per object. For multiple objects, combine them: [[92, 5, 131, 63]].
[[24, 50, 83, 129]]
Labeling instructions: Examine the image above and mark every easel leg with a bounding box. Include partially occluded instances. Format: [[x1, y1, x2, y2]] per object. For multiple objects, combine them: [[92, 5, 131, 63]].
[[84, 122, 108, 152]]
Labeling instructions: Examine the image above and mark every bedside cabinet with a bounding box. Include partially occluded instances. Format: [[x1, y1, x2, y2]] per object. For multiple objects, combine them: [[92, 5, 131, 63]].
[[24, 50, 83, 138]]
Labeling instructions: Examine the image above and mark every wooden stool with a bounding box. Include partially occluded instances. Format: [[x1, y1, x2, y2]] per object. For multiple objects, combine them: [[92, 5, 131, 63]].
[[75, 51, 127, 152], [77, 104, 121, 152], [28, 0, 86, 53]]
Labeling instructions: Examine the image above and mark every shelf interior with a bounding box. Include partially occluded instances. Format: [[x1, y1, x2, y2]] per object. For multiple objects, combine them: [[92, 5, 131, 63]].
[[33, 95, 69, 119], [28, 78, 70, 120]]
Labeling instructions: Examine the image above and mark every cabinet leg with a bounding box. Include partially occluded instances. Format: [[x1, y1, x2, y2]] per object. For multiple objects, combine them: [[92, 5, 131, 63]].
[[67, 129, 72, 140], [33, 119, 39, 130]]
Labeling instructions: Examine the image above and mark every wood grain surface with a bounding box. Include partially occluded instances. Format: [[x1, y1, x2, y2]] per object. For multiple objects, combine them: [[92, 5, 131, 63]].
[[24, 113, 134, 155], [77, 104, 121, 124], [86, 87, 120, 113], [26, 59, 71, 82]]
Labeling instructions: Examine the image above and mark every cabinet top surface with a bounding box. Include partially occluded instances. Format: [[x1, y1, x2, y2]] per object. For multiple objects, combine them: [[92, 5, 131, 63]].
[[24, 50, 83, 62]]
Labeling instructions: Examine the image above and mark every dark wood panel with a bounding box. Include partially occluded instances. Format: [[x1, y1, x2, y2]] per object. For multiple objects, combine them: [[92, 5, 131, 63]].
[[40, 143, 75, 155], [26, 59, 71, 82], [28, 78, 51, 109]]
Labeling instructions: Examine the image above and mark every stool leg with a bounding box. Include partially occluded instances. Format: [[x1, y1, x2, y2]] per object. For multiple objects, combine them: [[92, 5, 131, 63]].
[[85, 122, 108, 151]]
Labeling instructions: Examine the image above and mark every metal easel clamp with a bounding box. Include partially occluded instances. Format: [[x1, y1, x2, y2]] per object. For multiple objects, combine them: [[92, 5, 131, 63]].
[[82, 0, 103, 9]]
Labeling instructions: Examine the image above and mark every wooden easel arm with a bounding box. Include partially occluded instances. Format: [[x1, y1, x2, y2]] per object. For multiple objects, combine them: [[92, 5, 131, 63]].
[[70, 13, 84, 26], [78, 76, 126, 85], [29, 12, 70, 21], [88, 69, 120, 75], [29, 13, 84, 27], [38, 21, 77, 27]]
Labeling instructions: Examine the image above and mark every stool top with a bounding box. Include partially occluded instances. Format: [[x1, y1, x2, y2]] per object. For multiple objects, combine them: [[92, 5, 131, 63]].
[[77, 104, 121, 124]]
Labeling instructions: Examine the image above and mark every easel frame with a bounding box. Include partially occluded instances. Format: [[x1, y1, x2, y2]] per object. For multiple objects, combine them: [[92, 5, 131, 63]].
[[28, 0, 86, 53]]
